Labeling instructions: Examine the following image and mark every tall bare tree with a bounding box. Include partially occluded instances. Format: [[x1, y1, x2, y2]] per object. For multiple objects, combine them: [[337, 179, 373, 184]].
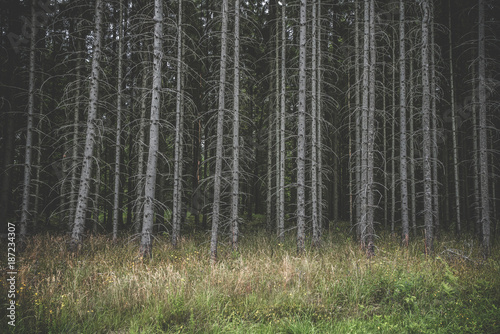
[[112, 0, 124, 242], [210, 0, 229, 263], [172, 0, 184, 248], [478, 0, 490, 257], [365, 0, 376, 256], [399, 0, 409, 244], [230, 0, 241, 251], [359, 0, 370, 246], [311, 0, 319, 247], [70, 0, 104, 250], [316, 0, 323, 240], [278, 0, 287, 243], [430, 3, 440, 236], [20, 0, 37, 241], [296, 0, 307, 254], [448, 0, 461, 236], [133, 70, 148, 234], [420, 0, 434, 254], [140, 0, 163, 258]]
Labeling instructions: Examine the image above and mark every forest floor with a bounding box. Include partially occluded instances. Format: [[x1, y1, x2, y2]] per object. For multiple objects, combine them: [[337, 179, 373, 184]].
[[1, 222, 500, 333]]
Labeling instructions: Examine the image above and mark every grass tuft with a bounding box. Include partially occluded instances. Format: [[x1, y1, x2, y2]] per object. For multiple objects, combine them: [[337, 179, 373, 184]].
[[1, 228, 499, 333]]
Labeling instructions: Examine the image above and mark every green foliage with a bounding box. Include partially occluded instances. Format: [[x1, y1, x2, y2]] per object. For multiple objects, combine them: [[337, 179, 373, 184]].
[[1, 231, 499, 333]]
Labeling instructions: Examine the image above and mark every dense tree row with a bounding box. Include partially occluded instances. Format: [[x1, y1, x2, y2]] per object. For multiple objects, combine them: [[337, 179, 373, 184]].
[[1, 0, 499, 258]]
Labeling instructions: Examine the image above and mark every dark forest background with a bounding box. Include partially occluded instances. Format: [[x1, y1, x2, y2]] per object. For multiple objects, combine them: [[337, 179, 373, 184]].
[[1, 0, 499, 258]]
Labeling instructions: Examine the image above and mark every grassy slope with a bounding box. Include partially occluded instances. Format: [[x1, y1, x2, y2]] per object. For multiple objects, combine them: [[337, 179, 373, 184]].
[[1, 225, 499, 333]]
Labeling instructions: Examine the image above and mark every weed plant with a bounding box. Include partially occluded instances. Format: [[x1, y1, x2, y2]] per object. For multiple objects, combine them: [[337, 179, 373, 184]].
[[1, 226, 499, 333]]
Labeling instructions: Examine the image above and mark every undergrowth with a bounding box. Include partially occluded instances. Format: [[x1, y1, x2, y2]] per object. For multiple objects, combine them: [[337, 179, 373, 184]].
[[1, 227, 499, 333]]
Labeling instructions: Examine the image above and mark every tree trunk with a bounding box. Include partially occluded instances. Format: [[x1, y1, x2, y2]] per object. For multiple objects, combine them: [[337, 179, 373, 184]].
[[70, 0, 103, 250], [366, 0, 376, 256], [478, 0, 490, 257], [112, 0, 124, 242], [317, 0, 323, 240], [472, 62, 481, 238], [172, 0, 184, 247], [311, 0, 319, 247], [134, 70, 148, 234], [278, 0, 287, 243], [69, 43, 82, 231], [421, 0, 433, 254], [430, 4, 439, 237], [391, 30, 396, 234], [410, 57, 417, 236], [20, 0, 37, 240], [231, 0, 240, 251], [399, 0, 409, 244], [210, 0, 229, 263], [360, 0, 370, 247], [140, 0, 163, 258], [296, 0, 307, 254], [354, 0, 361, 239], [448, 0, 461, 236]]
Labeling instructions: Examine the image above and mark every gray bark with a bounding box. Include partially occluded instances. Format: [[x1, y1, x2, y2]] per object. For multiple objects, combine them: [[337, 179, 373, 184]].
[[296, 0, 307, 254], [391, 32, 396, 234], [421, 0, 433, 254], [278, 0, 286, 243], [70, 0, 103, 249], [410, 57, 417, 236], [311, 0, 319, 247], [210, 0, 229, 263], [478, 0, 490, 257], [231, 0, 240, 251], [69, 46, 82, 230], [113, 0, 124, 242], [472, 64, 481, 238], [354, 0, 361, 238], [360, 0, 369, 246], [316, 0, 323, 240], [366, 0, 376, 255], [399, 0, 409, 244], [430, 6, 439, 236], [271, 0, 279, 235], [448, 0, 461, 236], [172, 0, 184, 247], [20, 0, 37, 240], [134, 70, 148, 234], [140, 0, 163, 258]]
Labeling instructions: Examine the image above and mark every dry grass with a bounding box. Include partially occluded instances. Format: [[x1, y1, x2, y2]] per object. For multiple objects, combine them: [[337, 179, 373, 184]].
[[1, 228, 500, 333]]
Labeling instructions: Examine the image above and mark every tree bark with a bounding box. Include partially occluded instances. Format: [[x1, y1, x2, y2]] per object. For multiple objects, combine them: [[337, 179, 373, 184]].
[[134, 70, 148, 234], [140, 0, 163, 258], [172, 0, 184, 248], [317, 0, 323, 241], [448, 0, 461, 236], [430, 4, 440, 237], [296, 0, 307, 254], [311, 0, 319, 247], [399, 0, 409, 244], [366, 0, 376, 256], [354, 0, 361, 239], [20, 0, 37, 240], [70, 0, 104, 250], [421, 0, 433, 254], [278, 0, 287, 243], [69, 40, 82, 231], [231, 0, 240, 251], [210, 0, 229, 263], [410, 56, 417, 236], [478, 0, 490, 257], [112, 0, 124, 242], [359, 0, 370, 247]]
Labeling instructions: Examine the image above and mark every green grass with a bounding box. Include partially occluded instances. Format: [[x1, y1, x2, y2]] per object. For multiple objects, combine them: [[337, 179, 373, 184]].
[[1, 227, 500, 333]]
